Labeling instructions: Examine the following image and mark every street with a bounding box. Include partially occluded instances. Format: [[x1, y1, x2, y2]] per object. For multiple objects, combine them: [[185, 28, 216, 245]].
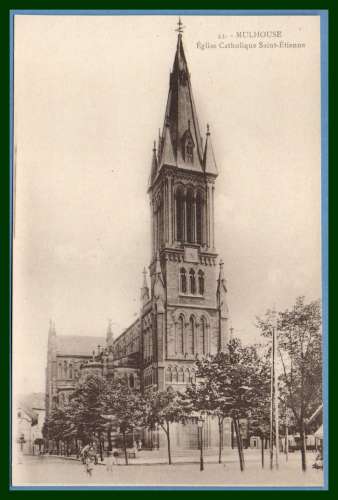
[[12, 455, 324, 488]]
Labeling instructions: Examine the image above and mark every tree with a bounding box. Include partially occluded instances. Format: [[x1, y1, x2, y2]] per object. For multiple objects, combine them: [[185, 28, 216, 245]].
[[101, 378, 147, 465], [256, 296, 322, 471], [183, 356, 232, 464], [43, 407, 69, 454], [68, 374, 108, 460], [184, 339, 269, 471], [247, 345, 273, 468], [144, 387, 188, 465]]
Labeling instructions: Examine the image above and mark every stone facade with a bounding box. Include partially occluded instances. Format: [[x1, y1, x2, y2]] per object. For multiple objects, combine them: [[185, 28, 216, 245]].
[[45, 321, 106, 418]]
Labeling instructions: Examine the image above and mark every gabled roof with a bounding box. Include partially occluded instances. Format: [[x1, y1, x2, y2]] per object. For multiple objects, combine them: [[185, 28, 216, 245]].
[[56, 335, 106, 357]]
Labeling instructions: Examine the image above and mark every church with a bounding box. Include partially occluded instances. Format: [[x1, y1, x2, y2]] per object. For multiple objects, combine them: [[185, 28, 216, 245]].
[[46, 20, 233, 450]]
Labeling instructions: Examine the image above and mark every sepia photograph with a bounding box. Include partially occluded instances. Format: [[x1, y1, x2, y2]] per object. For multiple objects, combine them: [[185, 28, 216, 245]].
[[11, 11, 327, 489]]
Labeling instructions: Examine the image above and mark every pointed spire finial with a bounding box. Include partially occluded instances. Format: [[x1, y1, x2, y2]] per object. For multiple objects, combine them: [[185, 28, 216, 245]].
[[153, 140, 156, 152], [175, 17, 185, 36], [142, 267, 148, 287], [206, 123, 210, 136]]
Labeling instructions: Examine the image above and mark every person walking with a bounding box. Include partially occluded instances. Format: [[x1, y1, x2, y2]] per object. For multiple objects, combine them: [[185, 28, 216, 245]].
[[84, 445, 96, 477], [106, 451, 114, 472]]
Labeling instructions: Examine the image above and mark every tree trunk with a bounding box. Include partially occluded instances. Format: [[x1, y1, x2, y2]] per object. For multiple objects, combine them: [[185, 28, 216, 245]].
[[122, 431, 128, 465], [108, 428, 112, 452], [233, 418, 244, 471], [261, 436, 265, 468], [299, 420, 307, 472], [218, 419, 223, 464], [238, 421, 245, 468], [166, 421, 172, 465], [98, 432, 103, 462]]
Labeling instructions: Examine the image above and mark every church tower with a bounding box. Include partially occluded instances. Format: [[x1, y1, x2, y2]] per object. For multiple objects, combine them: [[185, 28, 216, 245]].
[[143, 20, 230, 391]]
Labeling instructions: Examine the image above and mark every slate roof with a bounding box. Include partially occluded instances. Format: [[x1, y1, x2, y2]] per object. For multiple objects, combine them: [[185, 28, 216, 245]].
[[56, 335, 106, 357], [150, 32, 219, 186], [157, 33, 204, 174]]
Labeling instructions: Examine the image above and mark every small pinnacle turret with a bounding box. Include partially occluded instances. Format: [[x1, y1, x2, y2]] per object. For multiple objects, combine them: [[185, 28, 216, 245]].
[[106, 319, 113, 344], [141, 267, 150, 305], [48, 319, 56, 337], [203, 123, 218, 175]]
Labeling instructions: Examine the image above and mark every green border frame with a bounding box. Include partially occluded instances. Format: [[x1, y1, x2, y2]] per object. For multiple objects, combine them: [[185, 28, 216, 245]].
[[1, 1, 335, 498]]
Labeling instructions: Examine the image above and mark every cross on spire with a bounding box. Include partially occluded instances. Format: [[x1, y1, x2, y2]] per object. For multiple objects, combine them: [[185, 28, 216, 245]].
[[175, 17, 185, 35]]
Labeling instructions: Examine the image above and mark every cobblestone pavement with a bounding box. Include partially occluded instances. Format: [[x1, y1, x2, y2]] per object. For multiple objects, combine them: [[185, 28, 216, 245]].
[[12, 455, 324, 488]]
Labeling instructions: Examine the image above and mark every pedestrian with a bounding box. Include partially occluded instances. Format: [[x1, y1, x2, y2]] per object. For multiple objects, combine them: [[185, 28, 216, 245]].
[[80, 443, 90, 464], [84, 445, 96, 477], [112, 447, 120, 465], [137, 439, 142, 451], [106, 451, 114, 472]]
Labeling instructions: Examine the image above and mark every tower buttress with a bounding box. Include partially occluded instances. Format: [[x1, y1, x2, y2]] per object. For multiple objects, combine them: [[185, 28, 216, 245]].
[[217, 259, 230, 351]]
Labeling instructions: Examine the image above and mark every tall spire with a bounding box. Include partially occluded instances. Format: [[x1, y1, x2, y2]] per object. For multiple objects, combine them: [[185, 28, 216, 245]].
[[154, 18, 204, 176]]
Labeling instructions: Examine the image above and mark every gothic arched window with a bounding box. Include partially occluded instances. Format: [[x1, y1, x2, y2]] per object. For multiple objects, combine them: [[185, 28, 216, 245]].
[[186, 140, 193, 162], [178, 368, 184, 383], [189, 269, 196, 295], [166, 367, 172, 383], [187, 317, 195, 354], [58, 363, 62, 379], [158, 197, 164, 248], [196, 191, 203, 245], [69, 363, 73, 379], [129, 374, 135, 389], [176, 188, 184, 242], [186, 189, 194, 243], [198, 270, 205, 296], [64, 361, 68, 379], [176, 316, 184, 354], [172, 368, 178, 383], [200, 317, 207, 354], [180, 268, 187, 294]]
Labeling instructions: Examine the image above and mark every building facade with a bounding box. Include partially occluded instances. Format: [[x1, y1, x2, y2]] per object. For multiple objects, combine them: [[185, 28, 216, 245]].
[[45, 320, 105, 418]]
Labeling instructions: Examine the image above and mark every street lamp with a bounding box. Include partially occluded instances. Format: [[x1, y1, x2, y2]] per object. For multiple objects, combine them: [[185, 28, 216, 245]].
[[197, 416, 205, 471]]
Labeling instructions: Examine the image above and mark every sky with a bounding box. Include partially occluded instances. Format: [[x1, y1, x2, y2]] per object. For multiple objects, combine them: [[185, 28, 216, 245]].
[[13, 14, 322, 395]]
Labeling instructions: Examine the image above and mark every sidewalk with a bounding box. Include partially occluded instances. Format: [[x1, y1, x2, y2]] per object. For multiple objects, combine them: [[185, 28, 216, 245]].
[[49, 448, 302, 466]]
